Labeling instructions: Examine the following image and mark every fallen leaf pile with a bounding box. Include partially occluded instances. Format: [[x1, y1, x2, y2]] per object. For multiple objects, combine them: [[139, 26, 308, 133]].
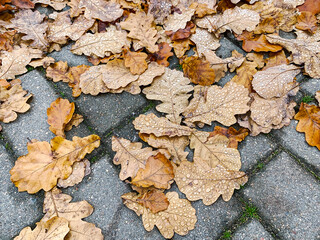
[[1, 0, 319, 239]]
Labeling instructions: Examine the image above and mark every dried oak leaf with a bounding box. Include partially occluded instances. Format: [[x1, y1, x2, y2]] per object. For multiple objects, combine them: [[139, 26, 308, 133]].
[[71, 26, 129, 58], [112, 136, 157, 180], [190, 131, 241, 171], [298, 0, 320, 15], [266, 34, 320, 78], [172, 39, 192, 58], [204, 50, 245, 82], [0, 0, 16, 12], [209, 126, 249, 149], [120, 11, 159, 53], [42, 187, 103, 239], [136, 189, 169, 214], [0, 83, 32, 123], [252, 64, 300, 99], [183, 82, 250, 127], [174, 158, 248, 205], [46, 61, 69, 82], [29, 56, 55, 68], [182, 56, 216, 85], [196, 7, 260, 36], [64, 113, 83, 132], [48, 12, 95, 44], [190, 28, 220, 57], [14, 217, 69, 240], [67, 0, 83, 18], [32, 0, 67, 10], [79, 0, 123, 22], [237, 31, 283, 52], [190, 2, 215, 17], [7, 9, 48, 49], [296, 11, 317, 34], [57, 159, 90, 188], [231, 60, 258, 92], [294, 103, 320, 150], [47, 98, 75, 137], [264, 50, 289, 69], [122, 191, 197, 239], [148, 0, 172, 24], [133, 113, 194, 138], [0, 46, 42, 80], [123, 48, 148, 75], [164, 7, 195, 32], [0, 30, 16, 52], [131, 153, 174, 189], [10, 135, 100, 193], [166, 21, 195, 41], [143, 68, 193, 124], [151, 42, 173, 67], [139, 133, 189, 165], [316, 91, 320, 105]]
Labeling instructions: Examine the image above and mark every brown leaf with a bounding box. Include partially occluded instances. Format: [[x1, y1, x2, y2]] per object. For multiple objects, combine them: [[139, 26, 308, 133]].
[[264, 50, 289, 69], [7, 9, 48, 49], [294, 103, 320, 150], [14, 217, 69, 240], [29, 56, 55, 68], [131, 153, 174, 189], [67, 65, 90, 97], [136, 189, 169, 214], [182, 56, 216, 85], [133, 113, 194, 138], [112, 136, 156, 180], [143, 68, 193, 124], [209, 126, 249, 149], [190, 2, 215, 17], [57, 159, 90, 188], [46, 61, 69, 82], [139, 133, 189, 165], [0, 82, 32, 123], [120, 11, 159, 53], [252, 64, 300, 99], [0, 46, 42, 80], [0, 0, 16, 12], [237, 31, 283, 52], [316, 91, 320, 105], [254, 17, 279, 34], [79, 0, 123, 22], [122, 191, 197, 239], [47, 98, 75, 137], [148, 0, 172, 24], [42, 187, 103, 240], [266, 34, 320, 78], [296, 11, 317, 34], [298, 0, 320, 15], [164, 7, 195, 32], [10, 135, 100, 193], [0, 30, 16, 51], [183, 82, 250, 127], [65, 113, 83, 131], [231, 60, 258, 92], [190, 131, 241, 170], [172, 39, 192, 58], [174, 158, 248, 205], [124, 48, 148, 75], [151, 42, 173, 67], [166, 21, 195, 41], [32, 0, 67, 10]]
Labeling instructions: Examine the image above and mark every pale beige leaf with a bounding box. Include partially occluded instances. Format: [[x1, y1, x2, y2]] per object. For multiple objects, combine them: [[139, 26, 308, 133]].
[[252, 64, 300, 99], [260, 0, 304, 8], [68, 0, 83, 18], [196, 7, 260, 36], [0, 84, 32, 123], [66, 220, 103, 240], [8, 10, 48, 49], [10, 135, 100, 193], [65, 113, 84, 131], [122, 191, 197, 239], [120, 11, 159, 53], [112, 136, 156, 180], [183, 82, 250, 127], [316, 91, 320, 106], [143, 68, 193, 124], [164, 7, 195, 32], [266, 34, 320, 78], [14, 217, 69, 240], [174, 158, 248, 205], [190, 28, 220, 57], [29, 57, 55, 68], [123, 49, 148, 75], [72, 26, 129, 58], [148, 0, 172, 24], [133, 113, 194, 137], [32, 0, 67, 10], [79, 0, 123, 22], [48, 12, 95, 44], [57, 159, 90, 188], [190, 131, 241, 171], [0, 46, 42, 80]]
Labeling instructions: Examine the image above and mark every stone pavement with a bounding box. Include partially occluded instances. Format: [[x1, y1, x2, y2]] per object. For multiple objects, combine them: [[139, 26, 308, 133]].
[[1, 34, 320, 240]]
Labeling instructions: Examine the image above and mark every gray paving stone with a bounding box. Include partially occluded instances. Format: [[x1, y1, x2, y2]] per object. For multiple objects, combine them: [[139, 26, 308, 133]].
[[271, 120, 320, 173], [300, 78, 320, 96], [216, 36, 246, 59], [239, 135, 277, 172], [232, 219, 274, 240], [48, 43, 91, 67], [65, 155, 130, 236], [2, 70, 58, 155], [242, 152, 320, 240], [0, 145, 43, 239]]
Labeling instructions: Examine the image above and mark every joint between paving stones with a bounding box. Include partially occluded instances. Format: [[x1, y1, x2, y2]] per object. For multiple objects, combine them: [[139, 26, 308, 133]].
[[0, 131, 20, 162]]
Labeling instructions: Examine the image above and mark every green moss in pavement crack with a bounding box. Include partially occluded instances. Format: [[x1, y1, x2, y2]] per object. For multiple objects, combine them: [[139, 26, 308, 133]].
[[26, 65, 34, 72], [142, 102, 156, 113], [220, 230, 232, 239], [239, 201, 260, 223], [301, 95, 314, 104]]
